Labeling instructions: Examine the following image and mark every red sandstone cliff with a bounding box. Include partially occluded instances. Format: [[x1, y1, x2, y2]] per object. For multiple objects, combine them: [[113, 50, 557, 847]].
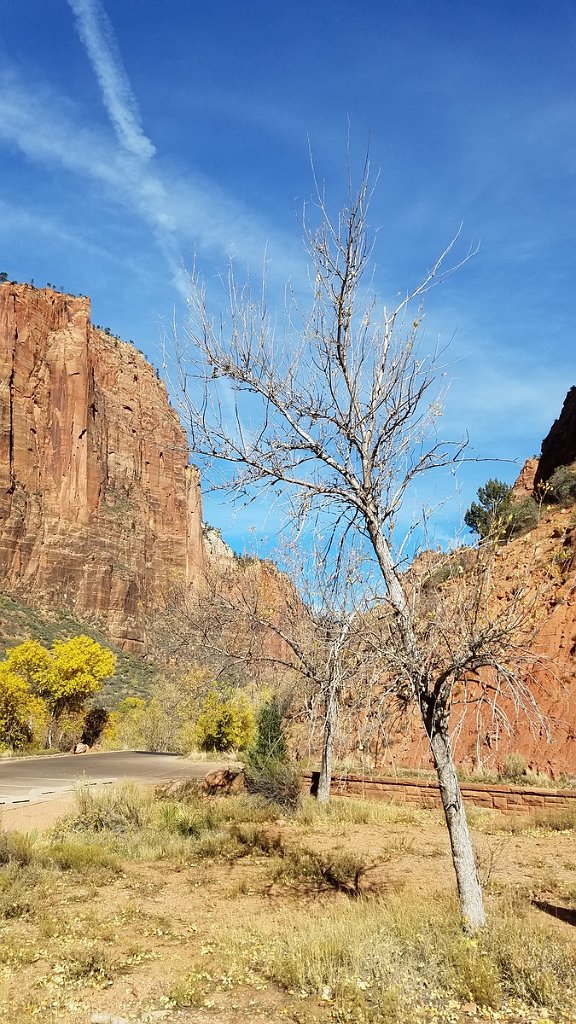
[[376, 506, 576, 776], [0, 283, 205, 651]]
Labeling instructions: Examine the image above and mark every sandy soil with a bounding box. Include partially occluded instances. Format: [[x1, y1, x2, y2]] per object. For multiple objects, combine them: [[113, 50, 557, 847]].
[[1, 798, 576, 1024], [1, 794, 75, 832]]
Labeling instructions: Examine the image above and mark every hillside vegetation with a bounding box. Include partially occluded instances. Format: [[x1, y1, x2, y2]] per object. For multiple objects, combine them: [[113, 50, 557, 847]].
[[0, 593, 158, 705]]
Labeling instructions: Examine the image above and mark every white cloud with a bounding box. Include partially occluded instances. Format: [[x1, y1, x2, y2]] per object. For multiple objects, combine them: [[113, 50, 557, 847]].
[[67, 0, 155, 162], [0, 70, 302, 292]]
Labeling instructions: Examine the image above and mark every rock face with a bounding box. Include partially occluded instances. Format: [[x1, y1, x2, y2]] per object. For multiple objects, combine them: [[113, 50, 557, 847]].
[[534, 386, 576, 488], [0, 283, 205, 651], [511, 457, 538, 501], [323, 505, 576, 777]]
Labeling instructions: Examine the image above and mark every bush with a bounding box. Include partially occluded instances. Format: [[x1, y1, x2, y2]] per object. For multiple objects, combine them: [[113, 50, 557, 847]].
[[0, 831, 34, 866], [244, 757, 301, 810], [43, 839, 121, 873], [464, 481, 539, 542], [62, 781, 153, 834], [195, 687, 255, 752], [507, 497, 540, 538], [243, 696, 299, 809], [498, 752, 528, 784], [545, 465, 576, 507], [249, 697, 288, 766]]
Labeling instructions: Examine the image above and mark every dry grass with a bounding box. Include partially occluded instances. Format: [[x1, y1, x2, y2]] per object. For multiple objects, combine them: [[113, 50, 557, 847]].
[[1, 786, 575, 1024], [230, 895, 576, 1021]]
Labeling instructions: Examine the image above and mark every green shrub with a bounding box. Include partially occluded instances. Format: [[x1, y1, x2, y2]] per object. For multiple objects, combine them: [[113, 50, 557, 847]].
[[507, 497, 540, 537], [464, 480, 513, 540], [464, 480, 538, 542], [243, 695, 299, 809], [43, 839, 121, 873], [159, 802, 206, 838], [248, 697, 287, 765], [544, 465, 576, 506]]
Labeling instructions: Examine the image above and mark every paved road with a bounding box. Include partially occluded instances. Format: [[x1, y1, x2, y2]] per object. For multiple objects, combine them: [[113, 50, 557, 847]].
[[0, 751, 227, 805]]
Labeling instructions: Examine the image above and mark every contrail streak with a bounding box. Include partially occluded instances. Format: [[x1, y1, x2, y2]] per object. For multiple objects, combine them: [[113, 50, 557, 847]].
[[67, 0, 155, 161]]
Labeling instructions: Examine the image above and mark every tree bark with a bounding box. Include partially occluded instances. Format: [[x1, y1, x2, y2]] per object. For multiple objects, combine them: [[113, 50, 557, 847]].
[[428, 719, 486, 931], [316, 685, 338, 803]]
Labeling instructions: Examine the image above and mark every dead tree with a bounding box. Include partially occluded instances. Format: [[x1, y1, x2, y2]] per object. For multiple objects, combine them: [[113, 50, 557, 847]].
[[170, 162, 541, 931]]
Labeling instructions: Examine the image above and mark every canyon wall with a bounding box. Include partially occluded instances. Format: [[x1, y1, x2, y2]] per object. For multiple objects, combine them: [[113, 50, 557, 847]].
[[0, 283, 205, 651]]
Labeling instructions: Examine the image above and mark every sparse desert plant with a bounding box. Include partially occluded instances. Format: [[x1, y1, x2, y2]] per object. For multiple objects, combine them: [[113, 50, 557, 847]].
[[507, 496, 540, 537], [545, 465, 576, 506], [533, 806, 576, 831], [244, 756, 302, 810], [0, 829, 35, 866], [61, 780, 153, 834], [498, 752, 528, 784], [54, 943, 119, 987], [296, 795, 427, 828], [236, 895, 576, 1018], [159, 802, 206, 838], [275, 845, 372, 895], [0, 863, 38, 919]]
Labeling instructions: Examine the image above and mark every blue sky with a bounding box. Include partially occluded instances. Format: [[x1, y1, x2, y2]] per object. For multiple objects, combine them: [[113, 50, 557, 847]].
[[1, 0, 575, 552]]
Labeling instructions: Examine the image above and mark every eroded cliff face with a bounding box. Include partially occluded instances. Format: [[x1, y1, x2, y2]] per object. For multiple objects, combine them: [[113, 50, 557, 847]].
[[377, 507, 576, 777], [0, 283, 205, 651], [535, 386, 576, 488]]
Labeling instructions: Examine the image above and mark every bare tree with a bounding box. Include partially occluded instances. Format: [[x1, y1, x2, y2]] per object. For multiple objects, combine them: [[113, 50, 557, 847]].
[[159, 542, 379, 804], [170, 163, 540, 931]]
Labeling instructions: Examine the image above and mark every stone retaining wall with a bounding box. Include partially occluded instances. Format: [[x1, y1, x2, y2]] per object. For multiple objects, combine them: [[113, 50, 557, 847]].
[[303, 771, 576, 813]]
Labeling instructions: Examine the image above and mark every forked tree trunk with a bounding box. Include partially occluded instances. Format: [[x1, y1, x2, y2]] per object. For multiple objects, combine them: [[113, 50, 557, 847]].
[[428, 719, 486, 931], [316, 685, 338, 803]]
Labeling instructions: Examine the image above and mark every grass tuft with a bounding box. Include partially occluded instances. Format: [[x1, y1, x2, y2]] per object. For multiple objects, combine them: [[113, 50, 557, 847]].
[[232, 895, 576, 1020], [42, 838, 121, 874], [68, 780, 154, 833]]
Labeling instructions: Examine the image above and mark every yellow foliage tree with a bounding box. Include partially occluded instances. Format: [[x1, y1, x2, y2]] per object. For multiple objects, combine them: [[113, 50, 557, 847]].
[[0, 662, 46, 750], [195, 686, 255, 752], [5, 636, 116, 748]]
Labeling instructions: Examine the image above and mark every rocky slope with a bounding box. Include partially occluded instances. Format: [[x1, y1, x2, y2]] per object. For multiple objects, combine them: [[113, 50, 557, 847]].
[[371, 504, 576, 777], [0, 283, 205, 651]]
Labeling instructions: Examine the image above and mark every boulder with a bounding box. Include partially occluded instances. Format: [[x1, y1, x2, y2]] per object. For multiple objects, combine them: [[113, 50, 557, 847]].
[[203, 767, 245, 795]]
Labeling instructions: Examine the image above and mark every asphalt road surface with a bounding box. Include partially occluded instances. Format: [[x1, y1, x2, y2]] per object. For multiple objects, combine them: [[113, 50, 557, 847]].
[[0, 751, 227, 805]]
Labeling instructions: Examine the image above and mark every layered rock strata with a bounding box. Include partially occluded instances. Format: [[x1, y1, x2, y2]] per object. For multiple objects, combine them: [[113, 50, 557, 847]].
[[0, 283, 204, 651]]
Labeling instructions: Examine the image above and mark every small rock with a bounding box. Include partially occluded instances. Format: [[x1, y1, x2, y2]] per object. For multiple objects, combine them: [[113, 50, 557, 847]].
[[74, 742, 89, 754]]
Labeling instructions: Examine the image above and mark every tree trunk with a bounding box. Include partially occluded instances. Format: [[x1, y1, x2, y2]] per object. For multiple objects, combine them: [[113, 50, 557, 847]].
[[316, 686, 338, 803], [428, 718, 486, 931]]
